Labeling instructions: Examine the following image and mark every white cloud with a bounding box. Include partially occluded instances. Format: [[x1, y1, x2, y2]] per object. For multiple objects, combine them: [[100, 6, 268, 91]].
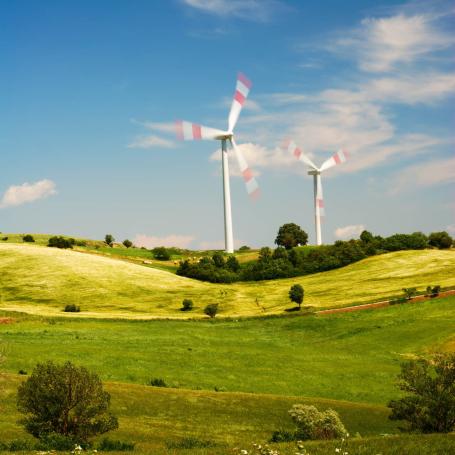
[[181, 0, 283, 21], [0, 179, 57, 209], [390, 156, 455, 194], [133, 234, 195, 249], [446, 224, 455, 235], [334, 12, 455, 72], [128, 135, 175, 149], [334, 224, 365, 239]]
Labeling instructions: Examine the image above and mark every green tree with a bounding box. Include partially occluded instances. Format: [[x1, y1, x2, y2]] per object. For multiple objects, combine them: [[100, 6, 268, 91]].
[[275, 223, 308, 249], [122, 239, 133, 248], [428, 231, 453, 249], [104, 234, 115, 247], [204, 303, 219, 318], [153, 246, 170, 260], [17, 361, 118, 442], [402, 287, 417, 300], [360, 230, 374, 243], [388, 353, 455, 433], [289, 284, 304, 309], [22, 234, 35, 243], [212, 252, 225, 268], [226, 255, 240, 272], [258, 247, 272, 262]]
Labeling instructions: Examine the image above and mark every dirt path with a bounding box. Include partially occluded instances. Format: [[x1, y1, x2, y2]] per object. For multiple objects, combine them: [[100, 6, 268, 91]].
[[316, 289, 455, 315]]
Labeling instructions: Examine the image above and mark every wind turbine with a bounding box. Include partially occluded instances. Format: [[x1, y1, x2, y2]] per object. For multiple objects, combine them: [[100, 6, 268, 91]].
[[285, 140, 349, 246], [175, 73, 259, 254]]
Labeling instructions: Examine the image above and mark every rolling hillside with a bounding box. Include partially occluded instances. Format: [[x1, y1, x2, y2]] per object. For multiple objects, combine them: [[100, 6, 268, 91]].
[[0, 243, 454, 318]]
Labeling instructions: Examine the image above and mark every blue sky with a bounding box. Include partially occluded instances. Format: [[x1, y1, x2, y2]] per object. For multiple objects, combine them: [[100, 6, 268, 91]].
[[1, 0, 454, 248]]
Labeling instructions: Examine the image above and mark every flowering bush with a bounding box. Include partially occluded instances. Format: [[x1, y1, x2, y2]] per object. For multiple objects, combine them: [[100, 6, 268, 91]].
[[289, 404, 347, 440]]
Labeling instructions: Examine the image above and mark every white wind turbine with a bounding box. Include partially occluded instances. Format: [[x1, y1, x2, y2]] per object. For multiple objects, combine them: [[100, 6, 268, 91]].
[[286, 140, 349, 245], [175, 73, 259, 254]]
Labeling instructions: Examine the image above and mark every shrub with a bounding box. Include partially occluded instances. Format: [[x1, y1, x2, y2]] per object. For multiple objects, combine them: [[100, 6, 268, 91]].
[[238, 245, 251, 251], [149, 377, 167, 387], [35, 432, 79, 451], [166, 437, 217, 449], [388, 353, 455, 433], [204, 303, 219, 318], [402, 287, 417, 300], [64, 304, 80, 312], [428, 231, 453, 249], [288, 404, 347, 440], [270, 429, 296, 442], [2, 236, 8, 241], [289, 284, 304, 309], [22, 234, 35, 242], [104, 234, 115, 247], [18, 369, 27, 375], [17, 361, 118, 442], [181, 299, 193, 311], [153, 246, 171, 260], [98, 438, 135, 451], [122, 239, 133, 248], [48, 236, 73, 249]]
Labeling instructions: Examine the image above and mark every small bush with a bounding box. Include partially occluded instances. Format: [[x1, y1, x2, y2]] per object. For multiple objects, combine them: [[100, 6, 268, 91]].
[[35, 433, 80, 451], [98, 438, 135, 451], [166, 437, 217, 449], [149, 377, 167, 387], [204, 303, 219, 318], [270, 429, 296, 443], [18, 369, 27, 375], [402, 287, 417, 300], [22, 234, 35, 242], [181, 299, 194, 311], [390, 297, 407, 305], [153, 246, 171, 260], [288, 404, 347, 440], [238, 245, 251, 251], [2, 236, 8, 241], [64, 304, 80, 312], [122, 239, 133, 248], [48, 236, 74, 249]]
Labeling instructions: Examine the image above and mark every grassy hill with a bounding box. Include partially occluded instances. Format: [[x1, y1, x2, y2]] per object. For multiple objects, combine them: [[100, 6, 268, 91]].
[[0, 243, 454, 318], [1, 296, 454, 404]]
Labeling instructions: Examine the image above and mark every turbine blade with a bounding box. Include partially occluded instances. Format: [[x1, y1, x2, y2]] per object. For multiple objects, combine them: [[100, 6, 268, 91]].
[[316, 174, 325, 218], [285, 139, 318, 169], [228, 73, 252, 132], [175, 120, 227, 141], [230, 138, 260, 200], [319, 149, 349, 172]]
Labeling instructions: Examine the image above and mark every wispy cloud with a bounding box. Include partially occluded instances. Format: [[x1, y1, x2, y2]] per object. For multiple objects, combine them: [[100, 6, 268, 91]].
[[334, 224, 365, 239], [390, 156, 455, 194], [133, 234, 195, 249], [198, 238, 244, 250], [128, 135, 175, 149], [0, 179, 57, 209], [331, 10, 455, 72], [181, 0, 285, 22]]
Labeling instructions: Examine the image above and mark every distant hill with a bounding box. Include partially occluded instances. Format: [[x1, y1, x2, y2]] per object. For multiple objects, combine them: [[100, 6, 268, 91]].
[[0, 242, 454, 319]]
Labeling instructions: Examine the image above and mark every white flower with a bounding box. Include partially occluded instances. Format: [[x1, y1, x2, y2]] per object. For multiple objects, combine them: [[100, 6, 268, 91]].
[[335, 449, 341, 453]]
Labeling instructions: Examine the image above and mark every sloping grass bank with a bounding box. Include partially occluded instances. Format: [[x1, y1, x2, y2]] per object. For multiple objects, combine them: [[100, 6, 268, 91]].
[[1, 243, 454, 318]]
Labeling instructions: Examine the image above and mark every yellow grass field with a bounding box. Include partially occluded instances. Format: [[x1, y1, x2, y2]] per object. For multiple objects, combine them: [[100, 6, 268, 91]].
[[0, 243, 454, 319]]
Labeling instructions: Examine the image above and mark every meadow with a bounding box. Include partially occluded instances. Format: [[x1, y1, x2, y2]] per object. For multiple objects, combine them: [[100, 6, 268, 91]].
[[0, 242, 454, 318]]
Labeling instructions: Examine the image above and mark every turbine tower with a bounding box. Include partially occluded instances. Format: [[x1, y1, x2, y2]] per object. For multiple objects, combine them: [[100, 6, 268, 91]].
[[286, 140, 349, 245], [175, 73, 259, 254]]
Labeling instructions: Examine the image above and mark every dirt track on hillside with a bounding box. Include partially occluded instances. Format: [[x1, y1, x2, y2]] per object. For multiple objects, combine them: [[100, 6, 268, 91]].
[[316, 289, 455, 316]]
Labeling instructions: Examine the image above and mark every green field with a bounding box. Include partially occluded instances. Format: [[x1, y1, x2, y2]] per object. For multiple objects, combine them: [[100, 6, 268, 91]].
[[1, 297, 455, 452], [1, 242, 454, 318], [1, 296, 454, 404], [1, 241, 454, 453]]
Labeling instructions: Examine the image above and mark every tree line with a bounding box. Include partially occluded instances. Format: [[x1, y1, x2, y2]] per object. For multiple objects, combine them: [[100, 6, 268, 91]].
[[177, 224, 453, 283]]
